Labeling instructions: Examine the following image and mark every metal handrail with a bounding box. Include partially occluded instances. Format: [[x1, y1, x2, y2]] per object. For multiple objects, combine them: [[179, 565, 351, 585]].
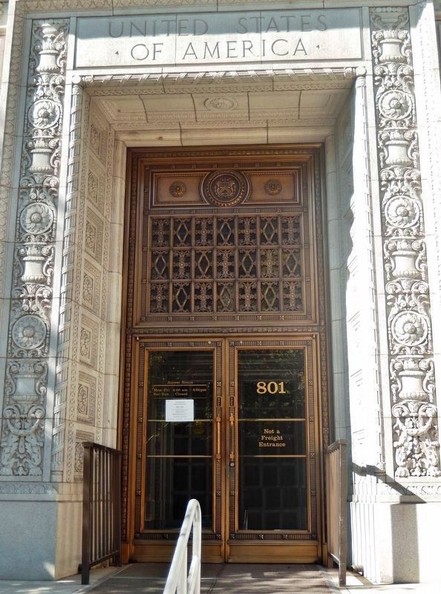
[[163, 499, 202, 594], [326, 439, 348, 587], [81, 442, 122, 585]]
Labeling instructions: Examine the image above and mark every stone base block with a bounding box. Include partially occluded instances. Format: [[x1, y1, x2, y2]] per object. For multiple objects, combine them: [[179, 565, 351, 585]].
[[350, 500, 441, 584], [0, 496, 82, 580]]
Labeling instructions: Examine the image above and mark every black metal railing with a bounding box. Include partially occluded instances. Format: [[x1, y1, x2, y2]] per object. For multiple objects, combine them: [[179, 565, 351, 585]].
[[81, 442, 122, 585], [326, 439, 348, 587]]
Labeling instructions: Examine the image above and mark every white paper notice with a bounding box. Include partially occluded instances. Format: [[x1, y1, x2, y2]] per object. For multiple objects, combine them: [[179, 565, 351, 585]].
[[165, 399, 194, 422]]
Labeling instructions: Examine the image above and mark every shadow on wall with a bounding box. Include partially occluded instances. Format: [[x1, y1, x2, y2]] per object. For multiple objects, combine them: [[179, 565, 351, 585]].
[[351, 463, 421, 583]]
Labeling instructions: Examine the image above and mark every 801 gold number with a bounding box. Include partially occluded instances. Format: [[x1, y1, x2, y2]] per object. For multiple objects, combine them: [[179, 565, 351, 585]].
[[256, 381, 287, 394]]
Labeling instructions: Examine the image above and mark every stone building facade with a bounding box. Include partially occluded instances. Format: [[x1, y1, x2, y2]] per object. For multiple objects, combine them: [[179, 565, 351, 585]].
[[0, 0, 441, 584]]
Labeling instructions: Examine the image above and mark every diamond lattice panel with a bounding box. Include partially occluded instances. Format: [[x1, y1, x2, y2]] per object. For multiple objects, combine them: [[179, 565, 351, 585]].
[[144, 214, 306, 323]]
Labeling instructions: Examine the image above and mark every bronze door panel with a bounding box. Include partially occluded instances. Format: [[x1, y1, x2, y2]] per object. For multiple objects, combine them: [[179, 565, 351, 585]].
[[121, 146, 328, 564], [129, 337, 321, 563]]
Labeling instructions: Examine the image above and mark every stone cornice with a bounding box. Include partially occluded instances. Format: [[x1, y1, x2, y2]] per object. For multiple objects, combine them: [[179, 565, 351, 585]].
[[12, 0, 421, 17], [77, 67, 356, 90]]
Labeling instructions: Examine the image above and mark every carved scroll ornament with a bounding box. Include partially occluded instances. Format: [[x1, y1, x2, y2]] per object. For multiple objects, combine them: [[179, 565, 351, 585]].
[[371, 8, 440, 478], [0, 22, 68, 477]]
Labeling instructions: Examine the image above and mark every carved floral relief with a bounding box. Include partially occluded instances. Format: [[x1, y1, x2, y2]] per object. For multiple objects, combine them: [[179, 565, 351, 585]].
[[0, 21, 68, 477], [371, 8, 440, 477]]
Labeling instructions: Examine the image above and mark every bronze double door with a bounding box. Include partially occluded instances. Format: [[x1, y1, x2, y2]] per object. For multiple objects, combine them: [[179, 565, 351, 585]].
[[123, 147, 327, 564]]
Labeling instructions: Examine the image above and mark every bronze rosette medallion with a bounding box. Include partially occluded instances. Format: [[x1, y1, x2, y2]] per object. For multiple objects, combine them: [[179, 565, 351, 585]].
[[201, 170, 250, 207]]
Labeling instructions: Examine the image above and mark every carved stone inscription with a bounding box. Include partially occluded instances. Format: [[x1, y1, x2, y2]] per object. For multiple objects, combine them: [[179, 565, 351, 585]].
[[370, 8, 440, 477], [75, 9, 362, 67]]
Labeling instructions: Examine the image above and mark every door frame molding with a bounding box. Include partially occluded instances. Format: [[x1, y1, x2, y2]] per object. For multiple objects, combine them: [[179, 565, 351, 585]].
[[119, 145, 331, 563]]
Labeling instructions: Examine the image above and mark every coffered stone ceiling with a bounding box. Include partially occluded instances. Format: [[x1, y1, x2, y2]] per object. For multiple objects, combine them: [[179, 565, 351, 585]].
[[88, 70, 354, 145]]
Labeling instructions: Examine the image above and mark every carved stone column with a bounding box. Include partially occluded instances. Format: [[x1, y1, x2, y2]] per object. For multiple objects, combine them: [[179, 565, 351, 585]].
[[0, 21, 68, 478], [370, 7, 440, 478]]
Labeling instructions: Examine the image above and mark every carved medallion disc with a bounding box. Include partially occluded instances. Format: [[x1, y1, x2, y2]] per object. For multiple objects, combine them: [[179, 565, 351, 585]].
[[201, 171, 250, 207]]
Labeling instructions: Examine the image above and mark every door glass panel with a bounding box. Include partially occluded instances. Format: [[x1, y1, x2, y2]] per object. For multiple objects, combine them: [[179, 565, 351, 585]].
[[238, 349, 307, 531], [145, 350, 213, 529]]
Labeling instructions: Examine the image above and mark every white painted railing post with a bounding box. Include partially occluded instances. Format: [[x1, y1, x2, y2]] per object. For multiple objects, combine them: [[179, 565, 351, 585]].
[[163, 499, 202, 594]]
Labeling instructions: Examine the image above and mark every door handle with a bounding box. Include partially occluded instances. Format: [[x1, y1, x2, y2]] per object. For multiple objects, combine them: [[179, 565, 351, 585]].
[[215, 415, 221, 460], [229, 411, 235, 465]]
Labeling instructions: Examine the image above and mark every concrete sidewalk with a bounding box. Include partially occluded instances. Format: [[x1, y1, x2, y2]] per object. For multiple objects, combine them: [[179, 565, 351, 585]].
[[0, 564, 438, 594]]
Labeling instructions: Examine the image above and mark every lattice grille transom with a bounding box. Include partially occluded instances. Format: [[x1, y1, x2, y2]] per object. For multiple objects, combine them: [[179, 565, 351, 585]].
[[146, 214, 305, 317]]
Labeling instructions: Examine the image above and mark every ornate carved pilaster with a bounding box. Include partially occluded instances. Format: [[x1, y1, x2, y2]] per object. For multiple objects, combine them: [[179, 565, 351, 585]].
[[0, 21, 68, 477], [370, 7, 440, 478]]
